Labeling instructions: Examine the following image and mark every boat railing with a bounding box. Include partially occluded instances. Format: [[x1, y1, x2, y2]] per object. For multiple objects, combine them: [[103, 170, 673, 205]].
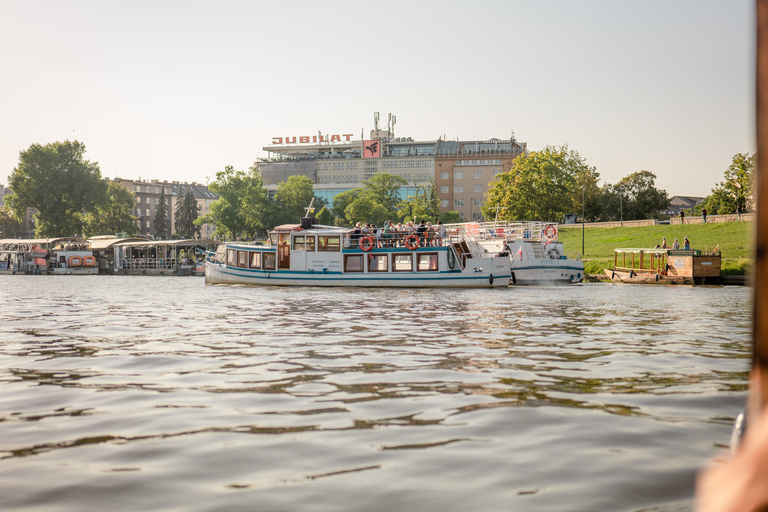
[[444, 221, 559, 243], [344, 231, 448, 249], [118, 258, 184, 270]]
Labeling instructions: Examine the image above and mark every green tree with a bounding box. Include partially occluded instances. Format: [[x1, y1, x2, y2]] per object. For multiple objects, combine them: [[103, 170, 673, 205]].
[[273, 175, 317, 225], [363, 173, 407, 216], [175, 188, 200, 238], [398, 181, 441, 223], [331, 189, 363, 226], [83, 181, 139, 237], [602, 170, 668, 220], [705, 153, 755, 214], [0, 207, 23, 238], [7, 140, 108, 237], [440, 211, 463, 223], [345, 195, 390, 226], [154, 187, 169, 239], [483, 146, 597, 222]]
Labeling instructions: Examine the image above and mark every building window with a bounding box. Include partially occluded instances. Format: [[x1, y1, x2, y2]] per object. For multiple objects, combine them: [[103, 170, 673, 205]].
[[454, 199, 464, 207], [369, 254, 388, 272], [263, 253, 276, 270], [441, 199, 449, 208], [344, 254, 364, 272], [454, 185, 464, 193], [319, 236, 341, 251], [474, 185, 483, 193], [417, 253, 439, 271], [250, 252, 262, 269], [440, 185, 449, 194], [454, 170, 464, 179], [392, 254, 413, 272], [441, 171, 449, 180], [474, 171, 483, 179], [237, 250, 248, 268]]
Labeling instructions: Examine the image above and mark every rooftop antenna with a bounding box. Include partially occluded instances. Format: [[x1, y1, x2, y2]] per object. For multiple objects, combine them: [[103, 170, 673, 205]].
[[374, 112, 380, 131]]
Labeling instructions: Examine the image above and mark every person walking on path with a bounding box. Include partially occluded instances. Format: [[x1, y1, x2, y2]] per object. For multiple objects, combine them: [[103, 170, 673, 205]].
[[680, 209, 686, 224], [737, 205, 742, 221], [702, 207, 708, 224]]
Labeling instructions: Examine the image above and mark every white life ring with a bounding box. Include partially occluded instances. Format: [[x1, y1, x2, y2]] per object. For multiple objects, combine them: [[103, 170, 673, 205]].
[[544, 225, 558, 239]]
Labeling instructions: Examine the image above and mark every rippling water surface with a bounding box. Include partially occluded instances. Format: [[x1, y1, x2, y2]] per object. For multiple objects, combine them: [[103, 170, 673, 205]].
[[0, 276, 752, 511]]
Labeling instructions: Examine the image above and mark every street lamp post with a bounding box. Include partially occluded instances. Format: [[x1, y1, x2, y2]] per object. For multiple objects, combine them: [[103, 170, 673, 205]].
[[581, 186, 586, 257]]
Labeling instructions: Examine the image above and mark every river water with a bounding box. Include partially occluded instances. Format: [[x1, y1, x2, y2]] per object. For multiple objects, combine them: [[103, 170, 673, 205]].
[[0, 276, 752, 511]]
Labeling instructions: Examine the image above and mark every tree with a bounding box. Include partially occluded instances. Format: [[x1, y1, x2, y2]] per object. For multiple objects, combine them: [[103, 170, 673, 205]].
[[273, 175, 317, 226], [705, 153, 755, 214], [0, 207, 23, 238], [397, 180, 441, 223], [175, 187, 200, 238], [83, 181, 139, 237], [345, 195, 390, 226], [154, 187, 169, 239], [602, 170, 668, 220], [7, 140, 108, 237], [440, 211, 463, 223], [331, 189, 363, 226], [363, 173, 407, 217], [482, 145, 597, 222]]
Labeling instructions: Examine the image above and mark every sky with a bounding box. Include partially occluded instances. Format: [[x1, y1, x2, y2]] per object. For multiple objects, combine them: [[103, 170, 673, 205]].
[[0, 0, 755, 197]]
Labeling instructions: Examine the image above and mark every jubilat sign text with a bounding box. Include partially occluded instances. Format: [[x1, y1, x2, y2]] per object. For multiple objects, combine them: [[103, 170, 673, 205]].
[[272, 134, 355, 145]]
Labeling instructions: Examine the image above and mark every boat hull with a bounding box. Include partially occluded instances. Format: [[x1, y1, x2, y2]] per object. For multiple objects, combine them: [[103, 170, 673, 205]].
[[205, 262, 509, 288], [604, 268, 694, 284]]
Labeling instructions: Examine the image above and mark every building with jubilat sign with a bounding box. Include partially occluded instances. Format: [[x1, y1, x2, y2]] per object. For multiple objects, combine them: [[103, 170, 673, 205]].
[[256, 113, 528, 221]]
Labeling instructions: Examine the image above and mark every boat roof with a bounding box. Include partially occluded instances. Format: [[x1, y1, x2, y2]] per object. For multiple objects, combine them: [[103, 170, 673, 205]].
[[614, 248, 671, 254], [88, 237, 151, 250], [112, 238, 218, 248], [0, 237, 83, 246]]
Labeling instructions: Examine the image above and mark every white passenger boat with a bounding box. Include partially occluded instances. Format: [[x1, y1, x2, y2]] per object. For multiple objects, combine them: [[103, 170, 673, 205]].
[[48, 239, 98, 275], [446, 221, 585, 285], [205, 219, 510, 288]]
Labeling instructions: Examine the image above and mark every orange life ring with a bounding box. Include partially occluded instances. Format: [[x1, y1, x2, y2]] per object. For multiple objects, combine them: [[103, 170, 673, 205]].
[[82, 255, 96, 267], [544, 225, 558, 239], [68, 255, 83, 267], [359, 236, 375, 252], [404, 234, 420, 250]]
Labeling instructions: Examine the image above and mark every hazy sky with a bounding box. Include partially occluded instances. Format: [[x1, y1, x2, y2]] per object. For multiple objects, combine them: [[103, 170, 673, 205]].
[[0, 0, 754, 197]]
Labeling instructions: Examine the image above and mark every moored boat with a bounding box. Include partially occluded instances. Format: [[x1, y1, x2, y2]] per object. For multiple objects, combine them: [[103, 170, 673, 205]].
[[205, 218, 510, 288], [604, 247, 721, 284], [445, 221, 585, 284]]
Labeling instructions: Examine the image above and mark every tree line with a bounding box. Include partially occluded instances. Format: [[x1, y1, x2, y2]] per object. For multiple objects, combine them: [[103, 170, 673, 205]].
[[1, 140, 754, 239], [482, 145, 754, 223], [2, 140, 201, 239], [198, 166, 463, 240]]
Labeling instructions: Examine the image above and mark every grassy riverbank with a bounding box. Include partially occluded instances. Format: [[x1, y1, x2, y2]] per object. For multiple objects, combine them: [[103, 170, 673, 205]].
[[557, 221, 754, 275]]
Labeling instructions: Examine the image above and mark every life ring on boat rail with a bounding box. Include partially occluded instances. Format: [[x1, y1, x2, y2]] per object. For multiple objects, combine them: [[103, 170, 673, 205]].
[[82, 255, 96, 267], [68, 255, 83, 267], [404, 234, 420, 250], [359, 236, 375, 252], [543, 224, 558, 239]]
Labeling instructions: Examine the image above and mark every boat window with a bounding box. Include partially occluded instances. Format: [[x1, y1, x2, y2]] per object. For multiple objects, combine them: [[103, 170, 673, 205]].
[[293, 236, 306, 251], [227, 249, 236, 266], [417, 253, 439, 271], [263, 252, 276, 270], [305, 236, 316, 252], [237, 250, 248, 268], [344, 254, 364, 272], [318, 236, 340, 252], [369, 254, 388, 272], [269, 232, 278, 245], [249, 251, 262, 269], [392, 254, 413, 272]]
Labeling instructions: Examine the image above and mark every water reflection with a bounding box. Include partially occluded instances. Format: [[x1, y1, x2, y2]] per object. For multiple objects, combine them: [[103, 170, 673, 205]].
[[0, 277, 753, 511]]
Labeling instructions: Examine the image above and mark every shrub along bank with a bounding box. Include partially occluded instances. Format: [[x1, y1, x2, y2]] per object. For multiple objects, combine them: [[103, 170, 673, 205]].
[[556, 222, 754, 275]]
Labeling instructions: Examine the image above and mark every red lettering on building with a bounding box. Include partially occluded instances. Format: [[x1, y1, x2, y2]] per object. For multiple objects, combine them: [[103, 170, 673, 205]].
[[270, 133, 356, 145]]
